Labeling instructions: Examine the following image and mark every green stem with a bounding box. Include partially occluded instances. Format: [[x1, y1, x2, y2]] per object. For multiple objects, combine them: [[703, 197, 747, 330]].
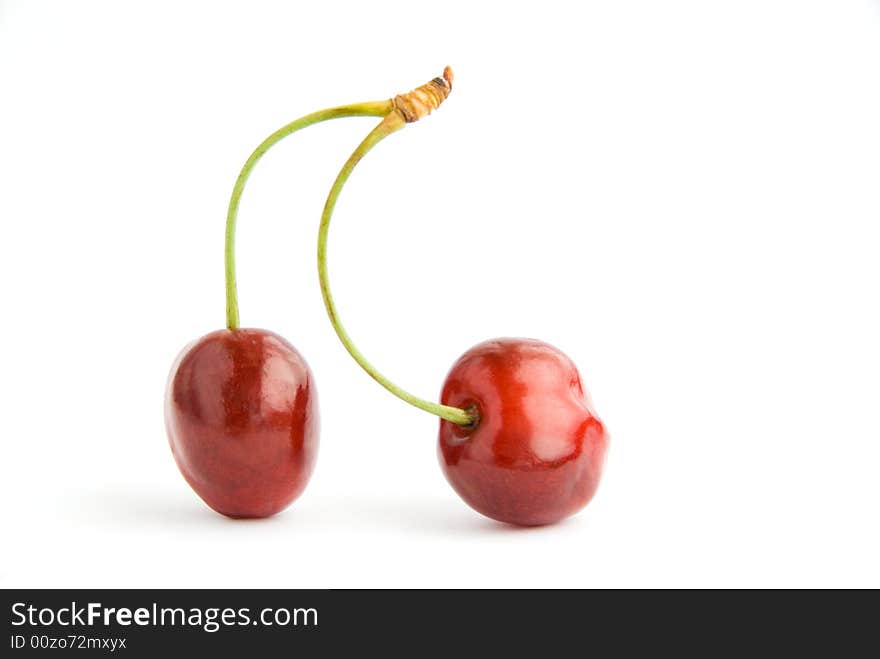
[[225, 100, 393, 329], [317, 112, 475, 426]]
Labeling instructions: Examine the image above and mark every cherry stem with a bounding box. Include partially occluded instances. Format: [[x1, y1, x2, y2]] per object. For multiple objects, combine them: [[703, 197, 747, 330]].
[[317, 111, 475, 426], [224, 100, 393, 329]]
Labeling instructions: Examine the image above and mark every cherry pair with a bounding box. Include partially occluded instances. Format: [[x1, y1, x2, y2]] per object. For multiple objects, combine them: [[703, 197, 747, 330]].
[[165, 69, 608, 526]]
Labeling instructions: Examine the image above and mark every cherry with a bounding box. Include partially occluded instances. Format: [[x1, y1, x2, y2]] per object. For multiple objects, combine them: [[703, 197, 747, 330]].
[[438, 339, 608, 526], [165, 329, 318, 518], [316, 68, 609, 525], [163, 95, 392, 516]]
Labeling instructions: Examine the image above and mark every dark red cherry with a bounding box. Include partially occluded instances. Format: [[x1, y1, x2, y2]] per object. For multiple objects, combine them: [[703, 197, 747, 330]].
[[438, 338, 608, 526], [165, 328, 319, 518]]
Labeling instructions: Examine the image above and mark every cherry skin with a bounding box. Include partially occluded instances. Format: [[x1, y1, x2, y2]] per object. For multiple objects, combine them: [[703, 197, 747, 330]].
[[438, 338, 608, 526], [165, 328, 319, 518]]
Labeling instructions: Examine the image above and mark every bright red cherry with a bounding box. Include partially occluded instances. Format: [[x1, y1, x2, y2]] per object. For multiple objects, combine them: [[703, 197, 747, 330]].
[[438, 338, 608, 526], [313, 72, 609, 525], [165, 329, 319, 518]]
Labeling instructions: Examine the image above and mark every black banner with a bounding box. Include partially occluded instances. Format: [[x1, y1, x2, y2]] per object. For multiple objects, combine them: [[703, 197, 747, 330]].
[[2, 589, 875, 654]]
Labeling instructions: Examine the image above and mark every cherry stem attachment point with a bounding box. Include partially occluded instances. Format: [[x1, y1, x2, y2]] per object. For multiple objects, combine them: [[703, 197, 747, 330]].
[[317, 74, 474, 427]]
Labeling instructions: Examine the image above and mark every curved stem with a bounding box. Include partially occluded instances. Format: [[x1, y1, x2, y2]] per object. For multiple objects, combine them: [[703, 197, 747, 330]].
[[317, 112, 474, 426], [225, 100, 393, 329]]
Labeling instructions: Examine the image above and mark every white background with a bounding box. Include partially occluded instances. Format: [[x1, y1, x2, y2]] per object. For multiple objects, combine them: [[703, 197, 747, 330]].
[[2, 1, 879, 588]]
